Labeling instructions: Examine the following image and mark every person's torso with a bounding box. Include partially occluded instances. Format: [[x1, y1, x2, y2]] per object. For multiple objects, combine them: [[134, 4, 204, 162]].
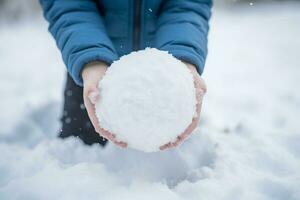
[[98, 0, 162, 56]]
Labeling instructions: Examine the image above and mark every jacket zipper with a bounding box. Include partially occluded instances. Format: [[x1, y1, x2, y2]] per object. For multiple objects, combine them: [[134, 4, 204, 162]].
[[133, 0, 141, 51]]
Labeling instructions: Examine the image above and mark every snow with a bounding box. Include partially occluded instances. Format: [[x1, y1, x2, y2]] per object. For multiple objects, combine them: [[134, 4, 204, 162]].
[[95, 48, 196, 152], [1, 2, 300, 200]]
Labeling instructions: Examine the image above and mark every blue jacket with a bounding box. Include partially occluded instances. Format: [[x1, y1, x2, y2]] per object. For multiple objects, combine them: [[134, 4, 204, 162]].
[[40, 0, 212, 86]]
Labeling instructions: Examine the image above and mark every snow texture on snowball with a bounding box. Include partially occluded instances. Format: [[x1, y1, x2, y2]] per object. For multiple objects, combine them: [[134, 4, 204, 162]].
[[95, 48, 196, 152]]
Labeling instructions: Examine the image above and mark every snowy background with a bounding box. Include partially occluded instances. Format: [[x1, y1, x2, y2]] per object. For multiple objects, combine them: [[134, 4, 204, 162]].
[[1, 1, 300, 199]]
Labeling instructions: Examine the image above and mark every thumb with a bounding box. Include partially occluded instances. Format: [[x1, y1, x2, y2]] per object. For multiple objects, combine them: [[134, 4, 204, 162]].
[[87, 87, 100, 105]]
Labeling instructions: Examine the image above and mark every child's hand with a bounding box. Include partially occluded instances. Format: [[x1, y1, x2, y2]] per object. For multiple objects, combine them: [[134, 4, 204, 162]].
[[82, 62, 128, 148], [160, 62, 207, 151]]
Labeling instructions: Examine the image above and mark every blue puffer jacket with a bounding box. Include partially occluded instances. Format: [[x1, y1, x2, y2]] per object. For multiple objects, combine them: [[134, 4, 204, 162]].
[[40, 0, 212, 86]]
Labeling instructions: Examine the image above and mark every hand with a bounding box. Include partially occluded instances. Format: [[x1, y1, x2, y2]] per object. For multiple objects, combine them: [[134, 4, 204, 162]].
[[160, 62, 207, 151], [82, 61, 127, 148]]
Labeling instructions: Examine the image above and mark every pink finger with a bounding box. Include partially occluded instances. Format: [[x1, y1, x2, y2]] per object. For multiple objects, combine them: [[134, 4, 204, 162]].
[[88, 90, 100, 105]]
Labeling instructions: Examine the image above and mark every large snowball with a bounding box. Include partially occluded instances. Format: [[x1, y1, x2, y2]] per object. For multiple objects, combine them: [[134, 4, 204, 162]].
[[95, 48, 196, 152]]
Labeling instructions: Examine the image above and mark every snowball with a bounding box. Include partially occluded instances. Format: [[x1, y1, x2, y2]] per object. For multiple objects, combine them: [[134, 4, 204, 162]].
[[95, 48, 196, 152]]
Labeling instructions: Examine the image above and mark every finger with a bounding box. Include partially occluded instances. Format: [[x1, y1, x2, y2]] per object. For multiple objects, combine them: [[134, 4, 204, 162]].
[[83, 91, 102, 135], [99, 128, 116, 141], [85, 84, 100, 104], [88, 90, 100, 105], [159, 70, 206, 150], [159, 142, 172, 151], [84, 86, 128, 148], [96, 126, 112, 140], [99, 127, 127, 148], [194, 96, 202, 117], [197, 76, 207, 93], [113, 140, 128, 148], [166, 102, 203, 149], [176, 117, 199, 144]]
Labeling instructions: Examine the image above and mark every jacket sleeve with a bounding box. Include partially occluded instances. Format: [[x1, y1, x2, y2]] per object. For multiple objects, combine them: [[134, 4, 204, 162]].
[[154, 0, 212, 75], [39, 0, 119, 86]]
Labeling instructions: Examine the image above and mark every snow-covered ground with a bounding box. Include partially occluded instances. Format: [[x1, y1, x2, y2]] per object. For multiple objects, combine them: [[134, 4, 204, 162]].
[[1, 2, 300, 200]]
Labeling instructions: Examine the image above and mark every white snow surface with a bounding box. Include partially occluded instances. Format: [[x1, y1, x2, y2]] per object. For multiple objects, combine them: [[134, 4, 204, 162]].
[[95, 48, 196, 152], [1, 3, 300, 200]]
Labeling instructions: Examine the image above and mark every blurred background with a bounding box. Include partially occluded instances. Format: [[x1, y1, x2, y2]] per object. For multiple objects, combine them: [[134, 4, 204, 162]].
[[0, 0, 299, 23], [1, 0, 299, 134], [0, 0, 299, 143], [0, 0, 299, 199], [0, 0, 299, 142]]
